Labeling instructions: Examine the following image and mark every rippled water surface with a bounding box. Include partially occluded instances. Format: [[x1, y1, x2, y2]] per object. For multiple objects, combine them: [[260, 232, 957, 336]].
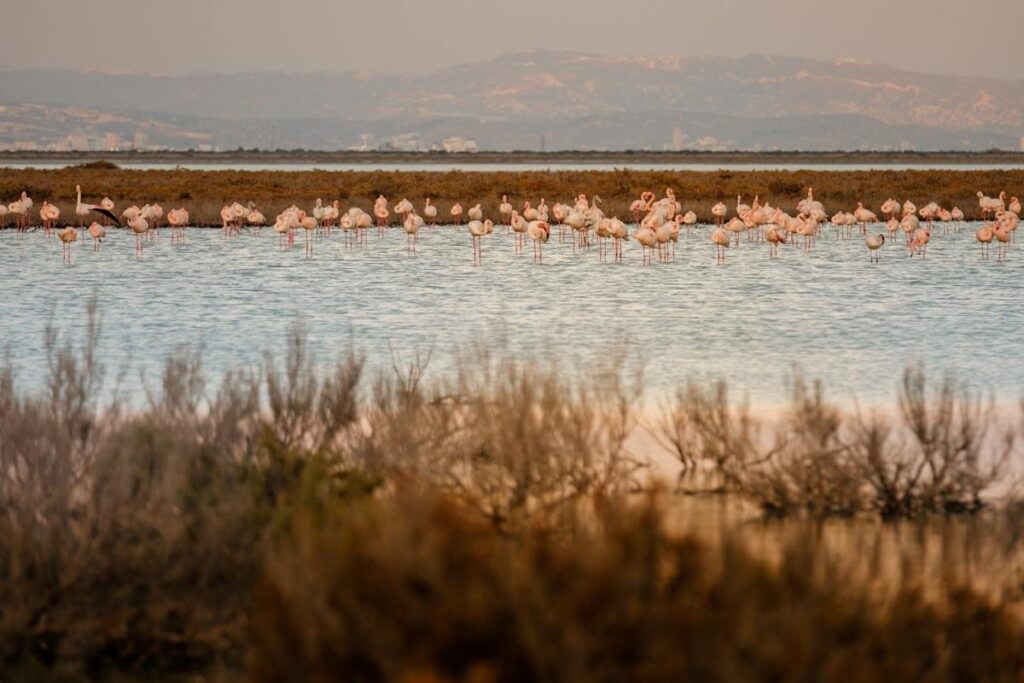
[[2, 222, 1021, 405]]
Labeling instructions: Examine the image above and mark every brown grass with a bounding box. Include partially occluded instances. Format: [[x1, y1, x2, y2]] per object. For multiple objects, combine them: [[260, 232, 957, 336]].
[[1, 167, 1021, 226]]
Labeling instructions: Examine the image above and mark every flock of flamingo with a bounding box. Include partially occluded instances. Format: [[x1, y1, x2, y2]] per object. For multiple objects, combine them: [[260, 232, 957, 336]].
[[2, 185, 1021, 265]]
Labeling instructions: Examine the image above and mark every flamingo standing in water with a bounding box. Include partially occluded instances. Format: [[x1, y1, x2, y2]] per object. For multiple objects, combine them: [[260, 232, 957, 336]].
[[910, 227, 930, 257], [765, 224, 786, 257], [450, 202, 463, 225], [467, 203, 483, 222], [710, 226, 730, 264], [423, 198, 438, 224], [404, 212, 423, 252], [57, 226, 78, 262], [510, 210, 528, 253], [167, 207, 189, 243], [634, 222, 658, 266], [865, 234, 885, 262], [100, 197, 115, 225], [39, 201, 60, 234], [499, 195, 513, 224], [711, 202, 727, 225], [526, 220, 550, 263], [976, 223, 996, 258], [87, 221, 106, 250], [373, 196, 390, 233], [1009, 196, 1021, 216], [128, 214, 149, 255], [853, 202, 878, 233], [994, 224, 1012, 261], [9, 192, 30, 232], [467, 218, 493, 264]]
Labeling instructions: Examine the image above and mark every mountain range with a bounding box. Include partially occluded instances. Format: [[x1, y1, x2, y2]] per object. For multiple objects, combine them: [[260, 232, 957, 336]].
[[1, 51, 1021, 151]]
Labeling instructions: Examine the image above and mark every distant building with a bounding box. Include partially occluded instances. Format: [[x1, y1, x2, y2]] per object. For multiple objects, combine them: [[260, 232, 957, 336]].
[[103, 132, 121, 151], [133, 130, 149, 150], [442, 137, 479, 153], [1019, 136, 1024, 152]]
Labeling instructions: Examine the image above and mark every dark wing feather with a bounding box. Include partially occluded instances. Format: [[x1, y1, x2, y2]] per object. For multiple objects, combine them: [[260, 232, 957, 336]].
[[90, 207, 121, 226]]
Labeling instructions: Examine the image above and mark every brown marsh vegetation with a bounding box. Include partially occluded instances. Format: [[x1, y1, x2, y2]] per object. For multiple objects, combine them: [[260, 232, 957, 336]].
[[2, 166, 1022, 226], [2, 304, 1023, 681]]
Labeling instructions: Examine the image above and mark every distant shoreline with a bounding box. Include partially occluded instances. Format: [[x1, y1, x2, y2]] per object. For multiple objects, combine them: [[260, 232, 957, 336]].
[[4, 150, 1024, 166]]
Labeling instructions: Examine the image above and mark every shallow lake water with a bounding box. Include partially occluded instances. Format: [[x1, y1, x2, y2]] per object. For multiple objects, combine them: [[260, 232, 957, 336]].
[[2, 221, 1021, 406]]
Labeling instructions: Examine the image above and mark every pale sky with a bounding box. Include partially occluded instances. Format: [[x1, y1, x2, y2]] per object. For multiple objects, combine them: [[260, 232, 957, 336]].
[[3, 0, 1022, 80]]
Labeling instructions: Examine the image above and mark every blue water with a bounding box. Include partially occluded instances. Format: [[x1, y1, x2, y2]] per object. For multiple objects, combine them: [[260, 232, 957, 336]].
[[2, 222, 1020, 406]]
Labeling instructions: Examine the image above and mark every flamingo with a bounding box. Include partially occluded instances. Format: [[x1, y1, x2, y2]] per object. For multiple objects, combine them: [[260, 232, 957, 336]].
[[404, 212, 423, 252], [853, 202, 877, 233], [510, 210, 528, 253], [299, 211, 317, 255], [1009, 196, 1021, 216], [765, 224, 786, 257], [608, 218, 628, 261], [450, 202, 463, 225], [865, 234, 885, 262], [247, 203, 266, 227], [499, 195, 513, 224], [167, 207, 189, 242], [951, 207, 964, 228], [526, 220, 550, 263], [87, 222, 106, 250], [373, 196, 390, 232], [73, 185, 119, 230], [994, 225, 1012, 261], [521, 201, 538, 222], [467, 218, 493, 264], [39, 201, 60, 233], [128, 215, 150, 255], [467, 203, 483, 222], [910, 227, 930, 257], [880, 198, 900, 220], [710, 202, 727, 225], [710, 226, 729, 264], [634, 222, 658, 266], [976, 223, 996, 258], [9, 192, 30, 231], [57, 226, 77, 261], [423, 198, 438, 224]]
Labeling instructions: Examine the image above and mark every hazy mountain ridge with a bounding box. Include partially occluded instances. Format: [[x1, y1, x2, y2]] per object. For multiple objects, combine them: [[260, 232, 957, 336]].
[[1, 51, 1021, 150]]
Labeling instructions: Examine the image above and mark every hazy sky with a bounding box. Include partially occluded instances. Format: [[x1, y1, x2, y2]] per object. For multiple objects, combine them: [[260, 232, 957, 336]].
[[3, 0, 1022, 79]]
